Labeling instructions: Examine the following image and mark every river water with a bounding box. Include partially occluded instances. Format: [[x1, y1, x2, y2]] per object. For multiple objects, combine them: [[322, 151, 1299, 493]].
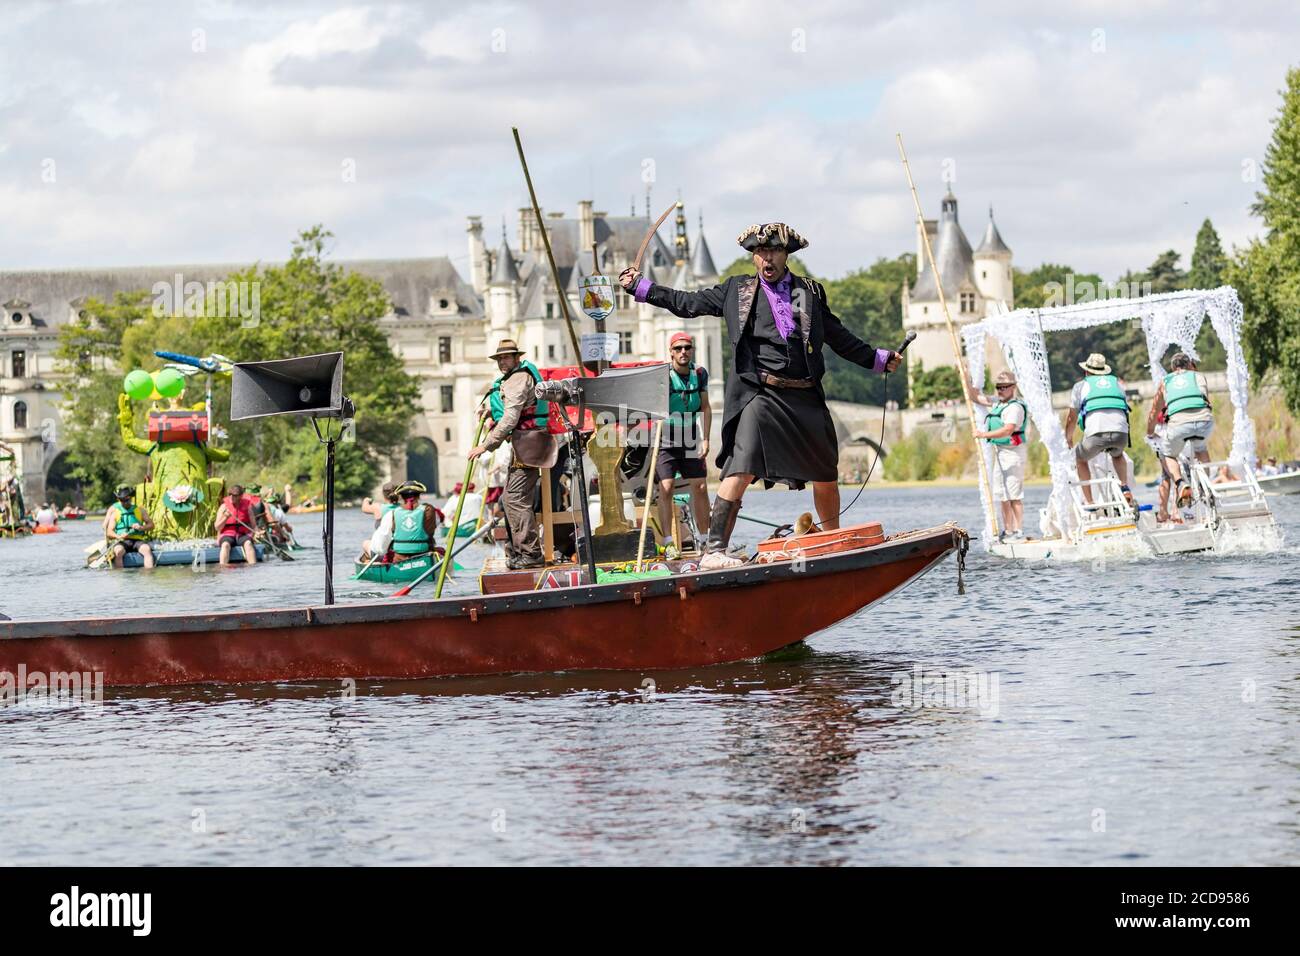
[[1, 486, 1297, 866]]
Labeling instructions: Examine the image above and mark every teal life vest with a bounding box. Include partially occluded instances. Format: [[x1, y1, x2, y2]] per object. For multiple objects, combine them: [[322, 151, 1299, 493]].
[[487, 360, 549, 431], [985, 398, 1027, 446], [1079, 374, 1130, 427], [391, 504, 435, 556], [1163, 370, 1209, 417], [668, 365, 702, 434], [111, 501, 147, 540]]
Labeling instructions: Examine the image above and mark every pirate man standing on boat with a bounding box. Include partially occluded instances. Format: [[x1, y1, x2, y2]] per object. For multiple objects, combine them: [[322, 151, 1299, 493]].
[[469, 339, 559, 570], [618, 222, 902, 560]]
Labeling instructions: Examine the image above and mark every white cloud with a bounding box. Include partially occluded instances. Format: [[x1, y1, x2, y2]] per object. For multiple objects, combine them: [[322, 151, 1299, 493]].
[[0, 0, 1295, 282]]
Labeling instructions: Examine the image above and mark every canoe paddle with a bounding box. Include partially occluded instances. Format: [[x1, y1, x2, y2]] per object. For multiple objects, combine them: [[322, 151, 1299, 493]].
[[236, 519, 294, 561], [391, 519, 498, 598]]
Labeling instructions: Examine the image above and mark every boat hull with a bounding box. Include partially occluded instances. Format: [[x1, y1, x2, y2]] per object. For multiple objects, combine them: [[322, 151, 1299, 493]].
[[120, 544, 265, 568], [1257, 471, 1300, 495], [1, 526, 962, 687]]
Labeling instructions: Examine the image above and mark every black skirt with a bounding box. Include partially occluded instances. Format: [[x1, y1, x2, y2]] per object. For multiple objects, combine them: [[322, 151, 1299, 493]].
[[720, 387, 839, 490]]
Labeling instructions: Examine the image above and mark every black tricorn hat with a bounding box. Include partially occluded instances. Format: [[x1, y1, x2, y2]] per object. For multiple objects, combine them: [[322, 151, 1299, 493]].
[[737, 222, 808, 253]]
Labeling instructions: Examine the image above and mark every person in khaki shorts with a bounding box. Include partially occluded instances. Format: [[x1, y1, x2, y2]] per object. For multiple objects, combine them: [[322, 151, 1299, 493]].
[[1147, 351, 1214, 508], [1064, 353, 1135, 507], [970, 370, 1029, 540]]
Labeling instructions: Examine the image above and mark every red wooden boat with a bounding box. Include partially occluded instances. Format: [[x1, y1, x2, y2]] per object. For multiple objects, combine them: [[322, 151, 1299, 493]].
[[0, 524, 965, 687]]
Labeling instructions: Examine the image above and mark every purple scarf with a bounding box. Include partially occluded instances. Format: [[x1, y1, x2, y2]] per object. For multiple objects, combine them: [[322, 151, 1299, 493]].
[[758, 271, 795, 340]]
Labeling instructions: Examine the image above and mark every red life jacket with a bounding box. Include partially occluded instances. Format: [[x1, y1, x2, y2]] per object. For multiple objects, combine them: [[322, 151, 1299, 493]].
[[219, 494, 254, 536]]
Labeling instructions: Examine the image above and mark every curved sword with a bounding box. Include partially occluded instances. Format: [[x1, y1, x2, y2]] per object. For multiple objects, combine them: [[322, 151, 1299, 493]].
[[633, 202, 678, 271]]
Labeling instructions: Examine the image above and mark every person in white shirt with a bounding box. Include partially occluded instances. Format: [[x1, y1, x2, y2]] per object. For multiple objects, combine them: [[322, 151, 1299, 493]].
[[969, 370, 1029, 540], [1064, 353, 1134, 507]]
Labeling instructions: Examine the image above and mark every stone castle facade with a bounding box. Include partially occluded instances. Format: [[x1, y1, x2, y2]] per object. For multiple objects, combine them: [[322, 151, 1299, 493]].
[[902, 188, 1013, 397], [0, 201, 724, 503]]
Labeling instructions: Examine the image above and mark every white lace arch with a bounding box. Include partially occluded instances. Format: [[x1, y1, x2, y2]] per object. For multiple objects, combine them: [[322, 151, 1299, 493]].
[[962, 286, 1250, 546]]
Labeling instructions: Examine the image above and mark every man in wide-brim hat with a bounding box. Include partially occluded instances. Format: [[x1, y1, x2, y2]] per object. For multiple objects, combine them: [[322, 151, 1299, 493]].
[[1065, 352, 1135, 506], [469, 338, 558, 569], [619, 222, 901, 557]]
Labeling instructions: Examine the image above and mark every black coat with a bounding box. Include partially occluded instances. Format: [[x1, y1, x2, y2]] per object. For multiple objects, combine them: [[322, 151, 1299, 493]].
[[641, 273, 882, 469]]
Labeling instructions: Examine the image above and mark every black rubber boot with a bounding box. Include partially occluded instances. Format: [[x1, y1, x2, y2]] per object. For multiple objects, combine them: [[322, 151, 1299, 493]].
[[702, 496, 740, 553]]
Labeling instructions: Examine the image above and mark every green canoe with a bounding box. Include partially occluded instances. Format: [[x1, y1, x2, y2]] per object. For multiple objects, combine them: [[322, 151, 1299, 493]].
[[437, 520, 480, 540], [352, 551, 466, 584]]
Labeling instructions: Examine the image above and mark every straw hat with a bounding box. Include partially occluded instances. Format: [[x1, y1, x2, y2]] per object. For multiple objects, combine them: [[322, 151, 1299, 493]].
[[995, 370, 1017, 386], [1079, 353, 1111, 375], [489, 339, 525, 359]]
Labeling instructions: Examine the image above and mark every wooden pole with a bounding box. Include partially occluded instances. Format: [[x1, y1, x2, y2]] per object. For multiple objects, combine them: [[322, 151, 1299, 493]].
[[635, 418, 665, 572], [896, 134, 1000, 537], [434, 417, 488, 598], [512, 127, 588, 375]]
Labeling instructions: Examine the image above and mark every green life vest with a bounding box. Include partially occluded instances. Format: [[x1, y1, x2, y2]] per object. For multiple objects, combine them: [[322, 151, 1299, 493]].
[[1164, 370, 1209, 417], [111, 501, 147, 539], [668, 365, 702, 434], [488, 360, 550, 431], [1079, 374, 1129, 427], [985, 398, 1027, 446], [391, 504, 434, 556]]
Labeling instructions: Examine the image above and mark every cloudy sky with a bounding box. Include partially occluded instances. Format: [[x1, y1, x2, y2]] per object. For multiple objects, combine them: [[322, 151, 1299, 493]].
[[1, 0, 1296, 282]]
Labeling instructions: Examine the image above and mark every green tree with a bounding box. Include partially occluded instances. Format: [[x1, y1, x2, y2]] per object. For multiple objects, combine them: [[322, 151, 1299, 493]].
[[820, 255, 912, 406], [56, 226, 420, 506], [1235, 67, 1300, 414], [1189, 219, 1227, 288], [910, 361, 964, 404]]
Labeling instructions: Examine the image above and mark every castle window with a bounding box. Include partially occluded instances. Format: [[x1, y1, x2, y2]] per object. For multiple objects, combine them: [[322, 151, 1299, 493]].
[[438, 337, 452, 363], [440, 386, 454, 413], [444, 428, 451, 443], [10, 312, 22, 324], [618, 332, 633, 355], [960, 292, 976, 314], [548, 345, 556, 361], [546, 302, 554, 319], [13, 401, 27, 430], [923, 306, 929, 315], [982, 270, 988, 279], [438, 298, 449, 310], [11, 350, 25, 378]]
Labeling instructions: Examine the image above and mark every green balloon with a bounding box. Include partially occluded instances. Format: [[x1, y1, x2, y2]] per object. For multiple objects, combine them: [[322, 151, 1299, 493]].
[[123, 369, 153, 401], [154, 367, 185, 398]]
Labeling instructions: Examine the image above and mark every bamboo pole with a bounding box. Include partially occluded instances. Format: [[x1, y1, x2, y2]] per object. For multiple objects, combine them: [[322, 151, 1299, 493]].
[[434, 417, 488, 599], [635, 418, 665, 572], [895, 134, 999, 537], [512, 127, 588, 375]]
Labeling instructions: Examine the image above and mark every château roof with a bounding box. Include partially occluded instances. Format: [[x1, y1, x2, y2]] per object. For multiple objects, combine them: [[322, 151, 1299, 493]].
[[691, 226, 718, 279], [910, 190, 977, 303], [0, 257, 484, 327], [975, 206, 1011, 257], [490, 238, 521, 285]]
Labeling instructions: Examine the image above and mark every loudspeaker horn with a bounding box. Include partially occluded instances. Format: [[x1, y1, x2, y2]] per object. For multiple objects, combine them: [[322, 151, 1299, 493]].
[[230, 352, 346, 421], [539, 363, 670, 420]]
